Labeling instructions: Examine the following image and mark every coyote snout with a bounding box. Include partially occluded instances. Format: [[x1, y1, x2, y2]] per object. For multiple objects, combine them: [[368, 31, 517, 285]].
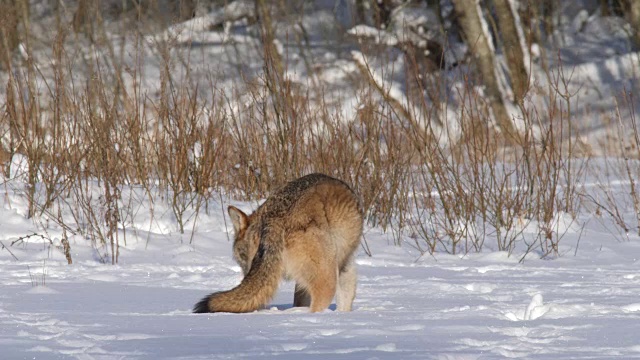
[[193, 173, 363, 313]]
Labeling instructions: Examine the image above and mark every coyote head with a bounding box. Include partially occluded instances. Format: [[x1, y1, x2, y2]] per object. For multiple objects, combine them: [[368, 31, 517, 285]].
[[228, 206, 260, 276]]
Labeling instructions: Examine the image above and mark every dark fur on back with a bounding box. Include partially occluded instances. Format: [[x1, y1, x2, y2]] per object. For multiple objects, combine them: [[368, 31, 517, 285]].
[[256, 173, 361, 220]]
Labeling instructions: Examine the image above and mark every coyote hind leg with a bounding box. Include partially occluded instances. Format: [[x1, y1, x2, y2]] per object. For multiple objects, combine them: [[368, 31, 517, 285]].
[[336, 259, 356, 311], [307, 264, 337, 312]]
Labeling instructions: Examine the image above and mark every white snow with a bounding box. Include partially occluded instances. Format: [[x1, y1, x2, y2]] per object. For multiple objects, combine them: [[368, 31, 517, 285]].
[[348, 25, 399, 47], [151, 0, 255, 44]]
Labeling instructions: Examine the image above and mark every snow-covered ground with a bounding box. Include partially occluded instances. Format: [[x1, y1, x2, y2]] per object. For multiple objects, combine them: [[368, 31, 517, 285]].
[[3, 1, 640, 359], [1, 173, 640, 359]]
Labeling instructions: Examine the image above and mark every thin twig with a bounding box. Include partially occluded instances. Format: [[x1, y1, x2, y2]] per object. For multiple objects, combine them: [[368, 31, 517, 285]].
[[0, 240, 19, 261]]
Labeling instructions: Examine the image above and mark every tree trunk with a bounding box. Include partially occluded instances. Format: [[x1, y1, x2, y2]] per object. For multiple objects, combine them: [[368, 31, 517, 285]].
[[373, 0, 393, 29], [0, 0, 28, 70], [493, 0, 529, 104], [72, 0, 90, 33], [355, 0, 366, 24], [451, 0, 518, 140], [177, 0, 197, 21], [626, 0, 640, 49]]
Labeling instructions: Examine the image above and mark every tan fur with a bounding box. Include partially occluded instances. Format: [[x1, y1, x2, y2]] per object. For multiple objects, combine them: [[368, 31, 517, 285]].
[[193, 173, 363, 314]]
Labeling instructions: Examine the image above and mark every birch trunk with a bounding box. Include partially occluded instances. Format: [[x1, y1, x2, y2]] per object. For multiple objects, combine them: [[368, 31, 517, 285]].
[[451, 0, 518, 139], [493, 0, 529, 104]]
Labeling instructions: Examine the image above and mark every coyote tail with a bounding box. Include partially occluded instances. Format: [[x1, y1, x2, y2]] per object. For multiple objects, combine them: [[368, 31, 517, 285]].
[[193, 240, 283, 313]]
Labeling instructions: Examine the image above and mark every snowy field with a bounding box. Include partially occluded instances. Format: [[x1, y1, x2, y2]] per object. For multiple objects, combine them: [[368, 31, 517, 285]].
[[1, 176, 640, 360], [3, 1, 640, 359]]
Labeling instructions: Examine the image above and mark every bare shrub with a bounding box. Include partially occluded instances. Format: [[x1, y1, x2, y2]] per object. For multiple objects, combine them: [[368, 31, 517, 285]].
[[3, 0, 633, 264]]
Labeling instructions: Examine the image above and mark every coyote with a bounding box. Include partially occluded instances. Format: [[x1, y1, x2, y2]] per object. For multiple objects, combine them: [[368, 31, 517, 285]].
[[193, 173, 363, 313]]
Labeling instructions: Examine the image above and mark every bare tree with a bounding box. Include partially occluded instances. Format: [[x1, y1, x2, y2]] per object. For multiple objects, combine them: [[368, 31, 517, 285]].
[[374, 0, 394, 29], [493, 0, 529, 104], [624, 0, 640, 48], [0, 0, 28, 70], [73, 0, 93, 34], [451, 0, 518, 139], [600, 0, 624, 17], [177, 0, 197, 21], [355, 0, 366, 24]]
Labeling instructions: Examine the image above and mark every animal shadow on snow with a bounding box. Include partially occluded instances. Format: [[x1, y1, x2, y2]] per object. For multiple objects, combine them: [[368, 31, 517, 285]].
[[272, 303, 337, 311]]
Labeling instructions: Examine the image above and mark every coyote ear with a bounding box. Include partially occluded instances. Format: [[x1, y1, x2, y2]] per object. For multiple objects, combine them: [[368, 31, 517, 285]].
[[228, 206, 249, 233]]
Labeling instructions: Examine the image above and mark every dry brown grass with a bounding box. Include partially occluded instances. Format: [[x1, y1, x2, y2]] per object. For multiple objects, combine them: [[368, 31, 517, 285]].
[[1, 1, 638, 262]]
